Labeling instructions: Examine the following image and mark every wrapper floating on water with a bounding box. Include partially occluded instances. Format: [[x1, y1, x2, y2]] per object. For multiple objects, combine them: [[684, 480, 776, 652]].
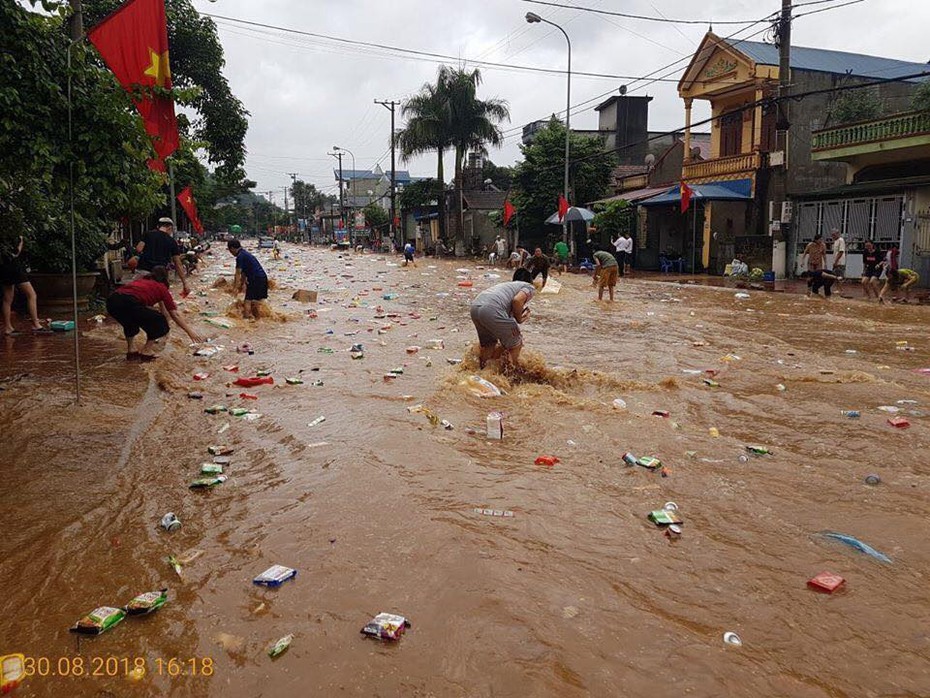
[[124, 589, 168, 616], [70, 606, 126, 635], [648, 510, 683, 526], [463, 375, 504, 397], [253, 565, 298, 587], [361, 613, 410, 641], [208, 445, 234, 456], [201, 463, 224, 475], [189, 475, 227, 489], [268, 634, 293, 658]]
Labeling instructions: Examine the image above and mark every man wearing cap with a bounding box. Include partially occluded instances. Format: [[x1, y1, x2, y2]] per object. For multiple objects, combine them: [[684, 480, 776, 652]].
[[135, 217, 190, 295]]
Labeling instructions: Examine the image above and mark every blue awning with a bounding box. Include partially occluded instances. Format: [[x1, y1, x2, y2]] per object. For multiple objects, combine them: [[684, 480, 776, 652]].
[[639, 179, 753, 207]]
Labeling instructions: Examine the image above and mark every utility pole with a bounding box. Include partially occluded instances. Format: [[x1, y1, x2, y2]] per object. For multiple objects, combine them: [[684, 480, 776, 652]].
[[264, 190, 274, 235], [328, 152, 345, 234], [287, 172, 298, 240], [376, 99, 399, 248], [69, 0, 83, 41], [772, 0, 792, 277]]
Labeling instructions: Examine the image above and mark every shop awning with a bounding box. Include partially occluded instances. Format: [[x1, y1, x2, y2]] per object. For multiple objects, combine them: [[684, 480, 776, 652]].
[[589, 186, 670, 206], [639, 179, 753, 207]]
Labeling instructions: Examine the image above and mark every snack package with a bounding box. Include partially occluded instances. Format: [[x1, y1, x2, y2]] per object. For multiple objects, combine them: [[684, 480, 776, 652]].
[[208, 445, 234, 456], [70, 606, 126, 635], [360, 613, 410, 641], [253, 565, 297, 587], [124, 589, 168, 616], [204, 405, 228, 415], [648, 509, 683, 526], [1, 654, 25, 693], [267, 634, 293, 658], [200, 463, 224, 475], [637, 456, 662, 470], [189, 475, 228, 489]]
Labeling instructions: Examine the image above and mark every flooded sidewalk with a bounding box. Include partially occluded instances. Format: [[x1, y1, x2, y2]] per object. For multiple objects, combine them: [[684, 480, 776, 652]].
[[1, 244, 928, 697]]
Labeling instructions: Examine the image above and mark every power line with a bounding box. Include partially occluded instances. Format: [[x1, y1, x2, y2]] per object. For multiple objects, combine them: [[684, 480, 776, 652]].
[[522, 0, 769, 25], [793, 0, 866, 18]]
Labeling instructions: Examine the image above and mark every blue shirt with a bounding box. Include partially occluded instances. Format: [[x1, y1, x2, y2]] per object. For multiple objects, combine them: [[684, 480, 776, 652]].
[[235, 249, 267, 283], [404, 244, 414, 256]]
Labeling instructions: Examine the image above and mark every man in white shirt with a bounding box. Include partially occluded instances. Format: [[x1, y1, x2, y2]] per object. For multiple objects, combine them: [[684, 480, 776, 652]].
[[611, 233, 633, 276], [831, 228, 846, 279]]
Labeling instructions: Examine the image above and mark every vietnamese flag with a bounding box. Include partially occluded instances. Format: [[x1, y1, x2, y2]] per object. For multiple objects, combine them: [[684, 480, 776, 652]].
[[88, 0, 179, 171], [177, 186, 204, 234], [557, 194, 570, 222], [680, 180, 694, 213], [503, 199, 515, 226]]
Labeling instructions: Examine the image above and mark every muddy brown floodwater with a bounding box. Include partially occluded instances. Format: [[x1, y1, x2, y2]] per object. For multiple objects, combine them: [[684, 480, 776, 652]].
[[1, 244, 929, 698]]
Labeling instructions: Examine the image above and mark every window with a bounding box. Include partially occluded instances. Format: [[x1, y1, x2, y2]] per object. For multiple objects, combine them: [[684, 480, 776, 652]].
[[719, 111, 743, 157]]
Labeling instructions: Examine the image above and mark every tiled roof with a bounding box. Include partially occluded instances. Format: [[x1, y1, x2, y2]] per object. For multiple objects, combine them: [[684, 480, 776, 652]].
[[727, 39, 930, 81]]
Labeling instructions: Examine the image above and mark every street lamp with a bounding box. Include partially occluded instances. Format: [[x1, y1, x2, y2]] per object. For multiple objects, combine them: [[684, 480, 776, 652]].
[[525, 11, 572, 253]]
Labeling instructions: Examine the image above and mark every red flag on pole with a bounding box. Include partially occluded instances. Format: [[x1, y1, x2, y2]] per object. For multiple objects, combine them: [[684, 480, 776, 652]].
[[88, 0, 179, 171], [558, 194, 570, 222], [177, 186, 204, 234], [680, 180, 694, 213], [503, 199, 515, 226]]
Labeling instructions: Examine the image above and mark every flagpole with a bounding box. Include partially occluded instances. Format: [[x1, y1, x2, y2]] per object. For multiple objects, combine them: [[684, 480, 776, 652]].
[[67, 39, 82, 405], [168, 158, 177, 225], [691, 201, 697, 275]]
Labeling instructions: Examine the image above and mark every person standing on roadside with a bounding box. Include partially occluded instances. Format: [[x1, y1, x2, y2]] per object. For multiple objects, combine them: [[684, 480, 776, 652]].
[[469, 267, 535, 369], [592, 248, 619, 301], [861, 240, 883, 300], [831, 228, 846, 279], [553, 239, 569, 274], [495, 235, 507, 267], [1, 235, 49, 335], [227, 239, 269, 320], [801, 233, 827, 273], [611, 232, 633, 276], [136, 217, 190, 296]]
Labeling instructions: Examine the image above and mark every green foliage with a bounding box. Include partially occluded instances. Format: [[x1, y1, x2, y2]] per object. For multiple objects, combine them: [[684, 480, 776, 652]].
[[592, 199, 634, 237], [482, 160, 514, 191], [513, 119, 615, 240], [831, 88, 883, 125], [290, 180, 336, 217], [362, 203, 389, 232], [0, 4, 163, 271], [399, 178, 437, 210], [911, 82, 930, 112], [83, 0, 249, 184]]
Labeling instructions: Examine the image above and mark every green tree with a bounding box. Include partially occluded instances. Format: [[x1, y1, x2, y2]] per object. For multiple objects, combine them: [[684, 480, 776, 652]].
[[513, 119, 615, 242], [82, 0, 249, 183], [362, 203, 389, 234], [1, 3, 163, 271], [399, 178, 437, 210], [397, 76, 451, 240], [290, 180, 335, 220], [482, 160, 514, 191], [444, 68, 510, 242], [830, 88, 883, 126], [592, 200, 634, 238]]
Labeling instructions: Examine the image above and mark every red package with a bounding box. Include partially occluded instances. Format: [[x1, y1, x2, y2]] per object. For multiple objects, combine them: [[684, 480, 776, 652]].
[[239, 393, 258, 400], [534, 455, 560, 467], [807, 572, 845, 593], [888, 417, 910, 429], [193, 372, 210, 381], [652, 410, 670, 418], [233, 376, 274, 388]]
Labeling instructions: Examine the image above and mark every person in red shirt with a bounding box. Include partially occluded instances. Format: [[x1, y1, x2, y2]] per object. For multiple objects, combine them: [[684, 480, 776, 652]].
[[106, 266, 203, 361]]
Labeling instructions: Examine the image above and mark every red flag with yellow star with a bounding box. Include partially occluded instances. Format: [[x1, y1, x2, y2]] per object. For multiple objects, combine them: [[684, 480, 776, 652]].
[[177, 186, 204, 234], [88, 0, 179, 171]]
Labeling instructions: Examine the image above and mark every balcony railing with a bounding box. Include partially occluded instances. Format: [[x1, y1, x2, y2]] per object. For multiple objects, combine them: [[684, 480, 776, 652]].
[[683, 152, 762, 180], [812, 110, 930, 152]]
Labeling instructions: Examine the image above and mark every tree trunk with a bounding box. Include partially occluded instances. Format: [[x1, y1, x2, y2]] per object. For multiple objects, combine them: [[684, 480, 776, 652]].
[[436, 147, 446, 242], [453, 147, 464, 246]]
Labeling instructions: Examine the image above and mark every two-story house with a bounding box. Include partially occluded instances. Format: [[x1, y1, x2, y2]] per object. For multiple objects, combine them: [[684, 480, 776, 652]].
[[639, 32, 927, 274]]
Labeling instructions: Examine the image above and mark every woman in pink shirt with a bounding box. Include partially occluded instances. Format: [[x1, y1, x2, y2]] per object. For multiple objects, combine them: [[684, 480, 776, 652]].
[[106, 266, 203, 361]]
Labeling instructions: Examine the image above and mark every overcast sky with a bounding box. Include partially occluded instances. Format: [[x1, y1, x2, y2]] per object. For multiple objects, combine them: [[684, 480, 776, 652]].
[[192, 0, 930, 202]]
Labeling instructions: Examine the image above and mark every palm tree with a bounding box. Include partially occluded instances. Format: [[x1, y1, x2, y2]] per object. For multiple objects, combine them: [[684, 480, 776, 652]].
[[396, 79, 452, 242], [396, 66, 510, 248], [444, 68, 510, 245]]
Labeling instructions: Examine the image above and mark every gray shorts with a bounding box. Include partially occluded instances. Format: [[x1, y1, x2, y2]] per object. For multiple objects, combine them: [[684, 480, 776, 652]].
[[470, 303, 522, 350]]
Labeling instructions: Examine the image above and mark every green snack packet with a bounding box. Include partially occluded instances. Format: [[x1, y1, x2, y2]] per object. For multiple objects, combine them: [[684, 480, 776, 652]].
[[167, 555, 183, 577], [745, 445, 772, 455], [285, 377, 303, 385], [648, 509, 683, 526], [257, 370, 273, 377], [637, 456, 662, 470], [204, 405, 228, 415], [229, 408, 250, 417], [124, 589, 168, 616], [268, 634, 293, 659], [201, 463, 224, 475], [189, 475, 228, 489], [70, 606, 126, 635]]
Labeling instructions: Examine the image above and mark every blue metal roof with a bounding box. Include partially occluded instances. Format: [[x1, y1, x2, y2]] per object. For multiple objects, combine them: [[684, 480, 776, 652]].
[[639, 180, 752, 207], [727, 39, 929, 82]]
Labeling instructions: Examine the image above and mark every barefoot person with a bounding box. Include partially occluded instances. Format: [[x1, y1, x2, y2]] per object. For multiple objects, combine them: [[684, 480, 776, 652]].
[[1, 235, 49, 335], [136, 217, 190, 296], [861, 241, 883, 300], [802, 233, 827, 273], [469, 268, 535, 369], [593, 249, 619, 301], [524, 247, 550, 289], [806, 268, 839, 299], [106, 266, 202, 361], [228, 239, 269, 320], [879, 267, 919, 305], [553, 239, 569, 274], [403, 241, 418, 268]]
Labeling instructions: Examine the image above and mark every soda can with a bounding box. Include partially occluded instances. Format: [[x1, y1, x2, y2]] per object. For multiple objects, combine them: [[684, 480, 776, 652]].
[[665, 524, 683, 539], [865, 474, 881, 485], [160, 513, 181, 532], [622, 452, 638, 466]]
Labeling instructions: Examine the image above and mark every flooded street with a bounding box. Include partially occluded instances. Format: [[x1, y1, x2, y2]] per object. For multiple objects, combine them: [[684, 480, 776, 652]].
[[1, 243, 929, 697]]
